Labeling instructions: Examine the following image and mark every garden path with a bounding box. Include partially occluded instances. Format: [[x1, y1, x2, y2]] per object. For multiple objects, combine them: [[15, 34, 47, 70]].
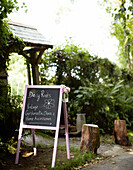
[[24, 135, 133, 170]]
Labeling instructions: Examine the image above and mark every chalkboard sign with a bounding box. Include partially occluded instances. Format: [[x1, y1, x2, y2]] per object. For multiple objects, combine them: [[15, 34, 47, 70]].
[[23, 85, 62, 127], [15, 85, 70, 168]]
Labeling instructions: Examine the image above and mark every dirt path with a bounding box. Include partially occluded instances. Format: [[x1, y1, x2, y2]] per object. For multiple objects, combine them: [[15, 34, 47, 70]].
[[1, 135, 133, 170], [24, 135, 133, 170]]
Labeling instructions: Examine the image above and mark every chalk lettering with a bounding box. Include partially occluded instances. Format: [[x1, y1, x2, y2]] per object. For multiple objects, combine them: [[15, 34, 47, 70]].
[[27, 103, 38, 111], [25, 117, 34, 121], [25, 110, 31, 116], [44, 111, 53, 116], [25, 110, 45, 116], [34, 116, 51, 121], [41, 90, 51, 98], [36, 93, 40, 102], [28, 91, 35, 98], [24, 87, 60, 127]]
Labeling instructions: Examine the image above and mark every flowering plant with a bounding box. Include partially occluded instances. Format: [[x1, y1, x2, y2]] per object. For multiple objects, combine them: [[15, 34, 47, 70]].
[[61, 85, 70, 102]]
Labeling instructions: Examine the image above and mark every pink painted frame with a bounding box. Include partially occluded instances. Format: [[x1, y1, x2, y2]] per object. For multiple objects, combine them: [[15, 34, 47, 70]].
[[15, 85, 70, 168]]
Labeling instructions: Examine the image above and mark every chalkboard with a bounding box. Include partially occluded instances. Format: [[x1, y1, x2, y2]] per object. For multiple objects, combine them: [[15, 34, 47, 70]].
[[15, 85, 70, 168], [23, 87, 61, 127]]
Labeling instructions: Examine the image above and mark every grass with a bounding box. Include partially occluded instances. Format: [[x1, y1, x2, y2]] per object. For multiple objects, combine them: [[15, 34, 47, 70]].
[[100, 131, 133, 146], [100, 134, 115, 144], [127, 130, 133, 146], [20, 133, 95, 169], [48, 145, 95, 170], [35, 130, 53, 140]]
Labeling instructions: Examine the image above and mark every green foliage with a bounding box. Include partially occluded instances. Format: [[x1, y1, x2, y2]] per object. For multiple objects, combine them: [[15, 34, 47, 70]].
[[0, 85, 22, 161], [7, 136, 17, 154], [112, 0, 133, 70], [0, 86, 22, 141], [0, 0, 26, 151], [0, 0, 26, 74], [7, 53, 28, 96], [0, 136, 17, 154], [127, 130, 133, 146], [100, 134, 115, 144], [35, 130, 53, 140], [0, 0, 19, 56], [41, 40, 133, 133], [101, 0, 133, 70], [41, 41, 105, 124], [49, 145, 92, 170], [0, 136, 17, 166], [74, 79, 133, 133], [112, 17, 133, 69], [0, 0, 17, 47]]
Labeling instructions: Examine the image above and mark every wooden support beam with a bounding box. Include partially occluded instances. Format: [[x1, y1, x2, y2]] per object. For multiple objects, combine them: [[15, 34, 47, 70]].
[[30, 51, 39, 85], [20, 48, 45, 85], [26, 60, 32, 85], [36, 49, 45, 65], [19, 51, 32, 85]]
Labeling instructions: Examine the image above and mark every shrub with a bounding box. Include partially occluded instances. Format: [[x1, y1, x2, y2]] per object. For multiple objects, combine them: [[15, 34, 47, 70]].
[[0, 85, 22, 142], [41, 41, 133, 134], [74, 79, 133, 133]]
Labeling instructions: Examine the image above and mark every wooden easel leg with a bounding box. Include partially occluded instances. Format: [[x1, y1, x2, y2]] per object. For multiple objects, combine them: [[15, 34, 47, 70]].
[[15, 126, 23, 164], [51, 129, 59, 168], [31, 129, 37, 156], [63, 102, 70, 159]]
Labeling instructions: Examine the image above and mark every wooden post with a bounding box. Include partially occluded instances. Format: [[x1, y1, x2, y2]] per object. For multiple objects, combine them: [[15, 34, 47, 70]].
[[80, 124, 100, 154], [31, 129, 37, 156], [63, 102, 70, 159], [30, 49, 45, 85], [30, 51, 39, 85], [114, 120, 129, 146], [15, 125, 23, 164], [26, 60, 32, 85]]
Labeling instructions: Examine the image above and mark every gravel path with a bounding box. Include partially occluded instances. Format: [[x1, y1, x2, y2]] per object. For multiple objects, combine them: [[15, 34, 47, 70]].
[[82, 144, 133, 170], [24, 135, 133, 170]]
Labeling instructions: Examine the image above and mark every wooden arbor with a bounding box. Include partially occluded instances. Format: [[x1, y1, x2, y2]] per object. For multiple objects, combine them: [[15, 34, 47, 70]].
[[20, 44, 51, 85], [8, 21, 53, 85]]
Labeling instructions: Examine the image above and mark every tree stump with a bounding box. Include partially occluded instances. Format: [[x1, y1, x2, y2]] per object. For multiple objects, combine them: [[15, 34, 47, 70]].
[[114, 120, 129, 146], [80, 124, 100, 154]]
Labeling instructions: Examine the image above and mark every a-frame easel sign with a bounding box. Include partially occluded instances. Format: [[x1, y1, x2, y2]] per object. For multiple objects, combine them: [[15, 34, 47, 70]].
[[15, 85, 70, 168]]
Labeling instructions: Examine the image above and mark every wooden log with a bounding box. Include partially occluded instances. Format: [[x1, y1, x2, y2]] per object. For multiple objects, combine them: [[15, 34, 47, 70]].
[[80, 124, 100, 154], [114, 120, 129, 146]]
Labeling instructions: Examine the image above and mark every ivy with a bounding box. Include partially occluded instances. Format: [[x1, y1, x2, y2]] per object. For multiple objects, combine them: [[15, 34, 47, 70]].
[[0, 0, 26, 70]]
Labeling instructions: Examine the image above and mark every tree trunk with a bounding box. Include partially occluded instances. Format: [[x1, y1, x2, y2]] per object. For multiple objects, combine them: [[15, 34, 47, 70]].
[[114, 120, 129, 146], [80, 124, 100, 154]]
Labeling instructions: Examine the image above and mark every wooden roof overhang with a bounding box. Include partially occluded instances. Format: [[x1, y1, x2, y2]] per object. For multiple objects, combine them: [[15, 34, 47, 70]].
[[8, 21, 53, 85]]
